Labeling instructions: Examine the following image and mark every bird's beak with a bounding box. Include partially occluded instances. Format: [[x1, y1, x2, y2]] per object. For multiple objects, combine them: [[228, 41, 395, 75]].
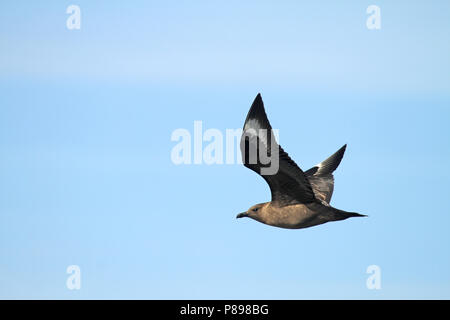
[[236, 212, 248, 219]]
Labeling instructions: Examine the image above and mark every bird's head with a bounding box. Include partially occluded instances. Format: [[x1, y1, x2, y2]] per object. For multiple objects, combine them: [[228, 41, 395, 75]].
[[236, 203, 266, 221]]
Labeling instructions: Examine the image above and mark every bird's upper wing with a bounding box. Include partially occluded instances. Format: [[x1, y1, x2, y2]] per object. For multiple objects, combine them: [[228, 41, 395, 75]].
[[240, 94, 316, 207], [304, 144, 347, 204]]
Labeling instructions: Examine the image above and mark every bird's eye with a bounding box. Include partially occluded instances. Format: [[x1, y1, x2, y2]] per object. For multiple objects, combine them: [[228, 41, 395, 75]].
[[252, 208, 259, 212]]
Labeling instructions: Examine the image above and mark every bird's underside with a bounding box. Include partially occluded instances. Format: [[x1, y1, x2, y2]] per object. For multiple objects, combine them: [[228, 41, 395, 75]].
[[252, 202, 364, 229], [237, 94, 365, 229]]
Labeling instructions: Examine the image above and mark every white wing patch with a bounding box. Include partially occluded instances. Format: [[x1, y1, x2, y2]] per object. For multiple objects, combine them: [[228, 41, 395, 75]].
[[244, 118, 262, 131], [243, 118, 274, 149]]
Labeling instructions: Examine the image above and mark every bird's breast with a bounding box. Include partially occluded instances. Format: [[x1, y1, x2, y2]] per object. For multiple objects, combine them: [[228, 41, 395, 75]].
[[263, 203, 318, 229]]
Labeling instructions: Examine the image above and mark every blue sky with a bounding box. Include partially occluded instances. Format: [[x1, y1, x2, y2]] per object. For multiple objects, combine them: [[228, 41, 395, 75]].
[[1, 1, 449, 299]]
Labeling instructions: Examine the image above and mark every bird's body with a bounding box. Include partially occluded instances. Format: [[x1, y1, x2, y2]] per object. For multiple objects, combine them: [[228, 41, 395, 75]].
[[241, 201, 363, 229], [237, 94, 365, 229]]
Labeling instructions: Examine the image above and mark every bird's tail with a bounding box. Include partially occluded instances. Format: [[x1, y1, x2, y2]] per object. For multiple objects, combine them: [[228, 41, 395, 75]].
[[332, 208, 367, 221]]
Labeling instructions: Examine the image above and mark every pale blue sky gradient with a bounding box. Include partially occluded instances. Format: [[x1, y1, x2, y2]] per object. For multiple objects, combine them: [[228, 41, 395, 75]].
[[1, 1, 450, 299]]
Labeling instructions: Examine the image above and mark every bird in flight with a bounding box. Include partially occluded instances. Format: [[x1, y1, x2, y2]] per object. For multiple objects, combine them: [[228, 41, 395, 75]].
[[237, 93, 365, 229]]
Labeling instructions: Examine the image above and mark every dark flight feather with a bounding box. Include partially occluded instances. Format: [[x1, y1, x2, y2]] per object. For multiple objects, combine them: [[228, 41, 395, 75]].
[[240, 94, 316, 207], [305, 144, 347, 204]]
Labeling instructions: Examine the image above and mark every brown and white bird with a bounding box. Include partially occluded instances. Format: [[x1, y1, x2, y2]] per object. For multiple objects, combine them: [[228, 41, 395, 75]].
[[237, 93, 365, 229]]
